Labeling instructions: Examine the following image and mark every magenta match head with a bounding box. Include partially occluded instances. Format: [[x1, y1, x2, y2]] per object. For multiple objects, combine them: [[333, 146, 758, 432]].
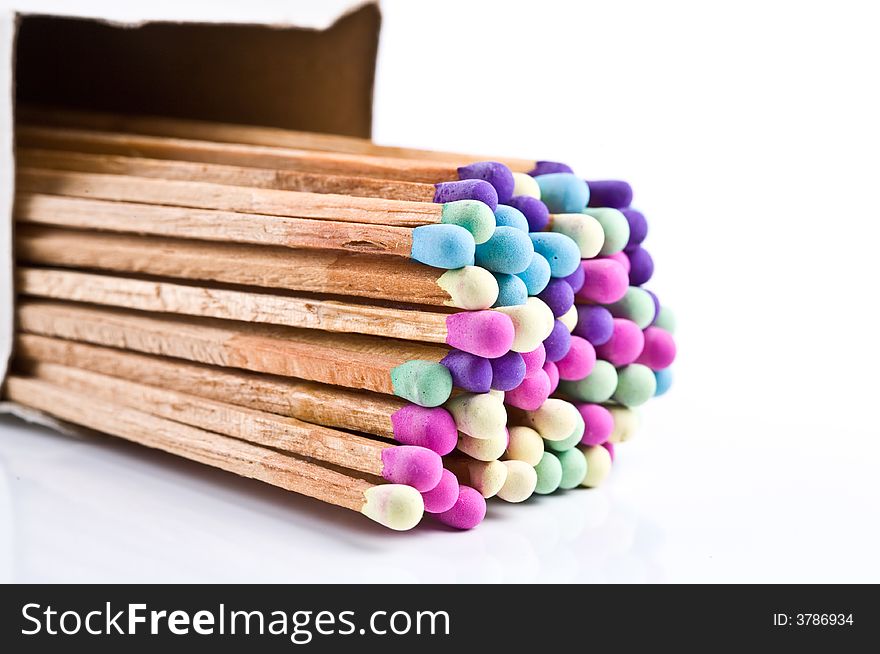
[[603, 441, 616, 461], [504, 369, 551, 411], [390, 405, 458, 455], [603, 250, 630, 274], [577, 259, 629, 304], [445, 311, 515, 358], [421, 468, 460, 514], [380, 445, 443, 492], [578, 403, 614, 446], [544, 360, 560, 394], [543, 319, 572, 362], [457, 161, 515, 204], [595, 318, 645, 366], [635, 326, 677, 370], [528, 160, 574, 176], [490, 350, 526, 392], [433, 179, 498, 211], [537, 278, 575, 317], [562, 263, 586, 294], [434, 485, 487, 530], [520, 344, 547, 377], [507, 195, 550, 231], [440, 350, 492, 393], [556, 336, 596, 381], [587, 180, 633, 209]]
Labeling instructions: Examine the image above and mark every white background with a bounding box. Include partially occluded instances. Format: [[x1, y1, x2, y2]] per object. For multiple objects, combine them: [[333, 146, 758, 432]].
[[2, 0, 880, 582]]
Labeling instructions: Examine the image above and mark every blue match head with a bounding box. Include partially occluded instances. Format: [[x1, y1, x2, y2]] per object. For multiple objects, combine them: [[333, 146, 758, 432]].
[[440, 350, 492, 393], [490, 351, 527, 392], [493, 205, 529, 232], [537, 278, 575, 317], [528, 232, 581, 278], [528, 161, 574, 176], [491, 273, 528, 307], [507, 195, 550, 232], [474, 226, 535, 275], [457, 161, 515, 204], [410, 224, 476, 269], [654, 367, 673, 396], [534, 173, 590, 214], [586, 180, 633, 209], [433, 179, 498, 211], [515, 252, 552, 296]]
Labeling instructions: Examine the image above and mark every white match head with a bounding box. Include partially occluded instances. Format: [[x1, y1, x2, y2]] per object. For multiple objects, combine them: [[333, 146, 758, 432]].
[[521, 398, 584, 442], [494, 296, 555, 352], [505, 425, 545, 466], [438, 266, 499, 310], [361, 484, 425, 531], [457, 429, 508, 462], [511, 172, 542, 199], [496, 460, 538, 503], [445, 392, 507, 438], [467, 459, 509, 498], [579, 445, 613, 488]]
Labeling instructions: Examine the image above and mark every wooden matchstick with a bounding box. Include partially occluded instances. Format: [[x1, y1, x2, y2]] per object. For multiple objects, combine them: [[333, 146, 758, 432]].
[[2, 375, 425, 531], [15, 226, 500, 310]]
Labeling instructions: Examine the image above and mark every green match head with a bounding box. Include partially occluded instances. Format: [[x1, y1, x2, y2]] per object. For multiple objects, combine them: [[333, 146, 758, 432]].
[[440, 199, 496, 244], [390, 360, 453, 408]]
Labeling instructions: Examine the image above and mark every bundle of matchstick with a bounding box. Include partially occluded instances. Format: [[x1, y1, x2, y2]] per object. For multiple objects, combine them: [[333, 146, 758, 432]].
[[4, 107, 676, 531]]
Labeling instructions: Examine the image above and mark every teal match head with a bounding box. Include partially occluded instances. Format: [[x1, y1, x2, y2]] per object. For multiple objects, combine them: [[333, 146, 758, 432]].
[[557, 360, 618, 403], [612, 364, 657, 407], [653, 305, 677, 334], [607, 286, 657, 329], [360, 484, 424, 531], [410, 224, 475, 269], [437, 266, 499, 310], [529, 232, 581, 278], [492, 273, 528, 307], [556, 448, 588, 489], [390, 360, 453, 407], [533, 451, 563, 495], [582, 208, 630, 256], [549, 213, 605, 259], [474, 226, 535, 275], [494, 205, 530, 232], [534, 173, 590, 213], [440, 199, 496, 244], [516, 252, 552, 296], [512, 172, 541, 199]]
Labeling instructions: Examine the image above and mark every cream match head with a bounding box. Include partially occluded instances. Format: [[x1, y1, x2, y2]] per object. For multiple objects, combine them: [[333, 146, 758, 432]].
[[467, 459, 509, 498], [520, 398, 584, 442], [496, 460, 538, 503], [439, 199, 496, 244], [360, 484, 425, 531], [582, 207, 631, 256], [457, 429, 508, 462], [607, 405, 640, 443], [579, 445, 613, 488], [445, 392, 507, 438], [511, 172, 541, 199], [438, 266, 499, 310], [559, 304, 578, 333], [506, 425, 545, 466], [494, 296, 555, 353], [549, 213, 605, 258]]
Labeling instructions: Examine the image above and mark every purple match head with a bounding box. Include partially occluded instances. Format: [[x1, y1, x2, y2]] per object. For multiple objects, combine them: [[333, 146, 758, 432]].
[[543, 319, 572, 362], [445, 311, 515, 358], [537, 278, 575, 318], [520, 344, 547, 377], [556, 336, 596, 381], [489, 350, 526, 392], [507, 195, 549, 232], [543, 360, 560, 394], [578, 403, 614, 446], [504, 369, 551, 411], [626, 245, 654, 286], [433, 179, 498, 211], [390, 405, 458, 455], [457, 161, 515, 204], [574, 305, 615, 346], [434, 485, 487, 530], [621, 208, 648, 246], [562, 263, 586, 294], [586, 180, 633, 209], [440, 350, 492, 393], [528, 160, 574, 176], [645, 289, 660, 324], [380, 445, 443, 492], [421, 468, 460, 514]]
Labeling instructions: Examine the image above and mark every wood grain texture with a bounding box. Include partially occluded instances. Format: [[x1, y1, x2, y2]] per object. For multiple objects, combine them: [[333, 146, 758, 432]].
[[15, 334, 403, 440], [15, 193, 416, 257], [17, 149, 437, 202], [16, 300, 449, 395], [3, 375, 372, 511], [16, 226, 454, 306]]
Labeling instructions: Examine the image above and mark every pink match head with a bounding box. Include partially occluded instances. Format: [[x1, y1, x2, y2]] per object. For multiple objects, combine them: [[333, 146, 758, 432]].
[[421, 469, 460, 513], [390, 405, 458, 455], [434, 485, 487, 530], [578, 404, 614, 446], [602, 251, 631, 274], [555, 336, 596, 381], [504, 369, 551, 411], [445, 311, 515, 358], [543, 360, 560, 394], [595, 319, 645, 366], [577, 259, 629, 305], [520, 344, 547, 377], [636, 326, 677, 370], [603, 441, 615, 461], [380, 445, 443, 492]]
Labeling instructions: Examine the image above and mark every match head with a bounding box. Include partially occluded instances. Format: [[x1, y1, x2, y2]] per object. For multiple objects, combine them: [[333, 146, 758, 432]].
[[586, 180, 634, 209], [494, 297, 555, 353], [607, 287, 657, 329], [390, 405, 458, 455], [494, 204, 530, 232], [445, 392, 507, 438], [603, 441, 615, 461], [492, 273, 528, 307], [439, 199, 496, 244], [390, 360, 453, 407], [421, 468, 460, 513], [440, 350, 492, 394], [445, 310, 515, 358], [653, 305, 677, 334], [574, 305, 614, 346], [636, 327, 677, 371], [562, 262, 586, 293], [516, 252, 552, 296], [529, 232, 582, 278], [582, 208, 630, 256], [543, 360, 560, 394], [381, 445, 444, 492], [410, 224, 476, 270], [608, 405, 640, 443], [549, 212, 605, 258], [654, 367, 673, 397], [645, 289, 660, 321], [621, 208, 648, 246], [528, 160, 574, 176], [457, 161, 515, 204], [490, 351, 527, 392], [433, 179, 499, 211], [613, 364, 657, 407], [434, 485, 487, 530], [534, 173, 590, 214], [468, 460, 509, 498], [626, 245, 654, 286], [504, 369, 551, 411], [511, 172, 541, 199], [556, 447, 589, 489], [507, 195, 550, 231], [579, 445, 613, 488], [578, 403, 614, 446], [496, 460, 538, 503], [559, 305, 577, 333], [543, 320, 572, 363], [595, 318, 645, 366], [577, 259, 629, 304], [557, 360, 618, 403], [360, 484, 424, 531], [520, 397, 584, 442], [520, 343, 547, 377], [437, 266, 499, 310], [458, 429, 508, 461], [533, 451, 563, 495], [556, 336, 597, 381], [538, 278, 575, 317], [474, 226, 535, 275], [603, 250, 631, 274], [506, 425, 545, 466]]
